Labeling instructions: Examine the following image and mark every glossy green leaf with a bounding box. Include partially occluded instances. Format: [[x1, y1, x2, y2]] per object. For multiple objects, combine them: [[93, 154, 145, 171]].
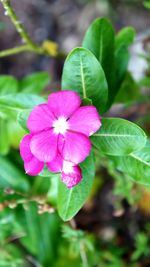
[[112, 141, 150, 186], [115, 27, 135, 88], [57, 152, 95, 221], [62, 47, 108, 114], [92, 118, 147, 156], [82, 17, 115, 99], [0, 156, 29, 191], [0, 75, 18, 96], [19, 71, 50, 93]]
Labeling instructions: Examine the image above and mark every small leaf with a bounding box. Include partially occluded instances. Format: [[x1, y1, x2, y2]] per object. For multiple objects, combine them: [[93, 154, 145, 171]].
[[0, 75, 18, 95], [92, 118, 147, 156], [62, 47, 108, 114], [111, 141, 150, 186], [19, 72, 50, 93], [57, 152, 95, 221], [17, 109, 31, 132]]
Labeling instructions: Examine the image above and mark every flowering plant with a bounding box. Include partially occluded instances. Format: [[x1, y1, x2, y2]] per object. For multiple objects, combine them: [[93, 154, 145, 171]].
[[0, 1, 149, 225]]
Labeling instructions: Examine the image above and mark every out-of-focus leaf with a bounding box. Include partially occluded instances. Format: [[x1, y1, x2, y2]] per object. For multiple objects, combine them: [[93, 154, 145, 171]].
[[115, 27, 135, 89], [0, 75, 18, 96], [0, 93, 45, 119], [115, 72, 139, 103], [19, 203, 61, 266], [7, 120, 26, 149], [0, 156, 29, 192], [57, 152, 95, 221], [0, 118, 9, 155], [62, 47, 108, 114], [19, 72, 50, 93], [92, 118, 147, 155], [17, 109, 31, 132]]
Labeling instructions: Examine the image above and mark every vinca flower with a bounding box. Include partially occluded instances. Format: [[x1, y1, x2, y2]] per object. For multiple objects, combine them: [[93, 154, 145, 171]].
[[20, 90, 101, 188]]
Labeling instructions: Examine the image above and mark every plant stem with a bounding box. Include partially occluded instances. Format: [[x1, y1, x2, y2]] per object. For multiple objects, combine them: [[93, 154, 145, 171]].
[[0, 0, 65, 57], [80, 242, 89, 267], [1, 0, 38, 49], [0, 45, 38, 57]]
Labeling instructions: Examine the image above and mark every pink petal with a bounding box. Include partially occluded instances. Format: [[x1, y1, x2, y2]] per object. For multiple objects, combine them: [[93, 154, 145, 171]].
[[61, 165, 82, 188], [24, 157, 44, 176], [30, 129, 58, 162], [20, 134, 33, 162], [27, 104, 55, 133], [69, 106, 101, 136], [47, 153, 63, 173], [48, 90, 81, 118], [62, 131, 91, 164]]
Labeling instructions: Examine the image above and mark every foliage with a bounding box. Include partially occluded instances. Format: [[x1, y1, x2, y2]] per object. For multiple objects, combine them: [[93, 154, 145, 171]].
[[0, 5, 149, 266]]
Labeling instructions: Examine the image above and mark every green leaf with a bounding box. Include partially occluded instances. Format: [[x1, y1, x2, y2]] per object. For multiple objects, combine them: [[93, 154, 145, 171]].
[[143, 1, 150, 9], [17, 109, 31, 132], [115, 72, 139, 103], [92, 118, 147, 156], [82, 17, 115, 99], [19, 72, 50, 93], [0, 118, 10, 155], [115, 27, 135, 89], [62, 47, 108, 114], [57, 152, 95, 221], [0, 75, 18, 95], [19, 203, 61, 265], [111, 141, 150, 186], [0, 156, 29, 192], [0, 93, 46, 118]]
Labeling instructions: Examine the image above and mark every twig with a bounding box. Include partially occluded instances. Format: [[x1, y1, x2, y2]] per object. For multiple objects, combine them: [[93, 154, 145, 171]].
[[0, 0, 65, 58]]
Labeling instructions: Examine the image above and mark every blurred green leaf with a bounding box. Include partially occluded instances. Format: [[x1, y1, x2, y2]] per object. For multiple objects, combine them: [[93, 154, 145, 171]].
[[62, 47, 108, 114], [92, 118, 147, 155], [19, 72, 50, 93], [115, 27, 135, 90], [57, 152, 95, 221], [19, 203, 61, 266], [115, 72, 139, 103], [0, 156, 29, 192], [0, 118, 10, 155], [17, 109, 31, 132], [0, 93, 46, 119], [0, 75, 18, 96], [143, 1, 150, 9]]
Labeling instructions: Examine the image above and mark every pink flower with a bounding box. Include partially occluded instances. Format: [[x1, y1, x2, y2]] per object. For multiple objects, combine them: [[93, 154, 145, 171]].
[[20, 90, 101, 188]]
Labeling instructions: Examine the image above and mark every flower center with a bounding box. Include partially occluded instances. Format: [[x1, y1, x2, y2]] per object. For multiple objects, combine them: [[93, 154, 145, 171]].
[[62, 160, 74, 174], [53, 116, 69, 135]]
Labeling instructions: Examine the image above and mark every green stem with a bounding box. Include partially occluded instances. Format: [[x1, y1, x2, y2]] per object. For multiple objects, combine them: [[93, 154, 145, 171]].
[[0, 0, 66, 58], [80, 242, 89, 267], [0, 45, 34, 57], [1, 0, 38, 49]]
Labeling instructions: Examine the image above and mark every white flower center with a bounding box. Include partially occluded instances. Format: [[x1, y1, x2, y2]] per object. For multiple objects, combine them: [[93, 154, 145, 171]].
[[53, 116, 69, 135], [63, 160, 74, 174]]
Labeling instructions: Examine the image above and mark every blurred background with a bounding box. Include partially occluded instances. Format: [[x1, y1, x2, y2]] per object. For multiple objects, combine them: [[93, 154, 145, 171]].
[[0, 0, 150, 266]]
